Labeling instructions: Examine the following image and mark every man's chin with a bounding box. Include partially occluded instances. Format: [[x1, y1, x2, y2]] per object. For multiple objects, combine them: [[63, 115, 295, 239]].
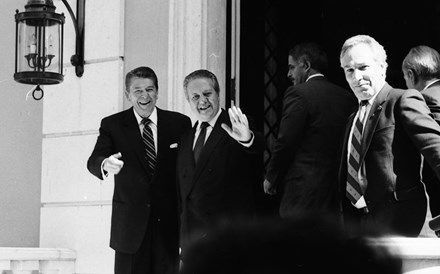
[[136, 106, 153, 117], [197, 113, 213, 121]]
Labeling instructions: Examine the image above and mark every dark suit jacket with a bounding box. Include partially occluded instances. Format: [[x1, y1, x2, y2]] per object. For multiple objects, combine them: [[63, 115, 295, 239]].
[[87, 107, 191, 254], [338, 83, 440, 236], [266, 76, 357, 217], [421, 81, 440, 217], [177, 109, 264, 253]]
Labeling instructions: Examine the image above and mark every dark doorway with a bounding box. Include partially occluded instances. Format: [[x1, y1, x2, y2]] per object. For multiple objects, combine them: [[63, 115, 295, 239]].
[[237, 0, 440, 217]]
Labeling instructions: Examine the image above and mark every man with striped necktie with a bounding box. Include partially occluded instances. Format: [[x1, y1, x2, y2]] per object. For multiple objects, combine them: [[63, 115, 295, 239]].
[[338, 35, 440, 237], [87, 66, 191, 274]]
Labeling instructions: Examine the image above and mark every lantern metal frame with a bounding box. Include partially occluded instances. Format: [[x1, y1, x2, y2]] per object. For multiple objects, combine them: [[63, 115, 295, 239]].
[[14, 0, 66, 86], [14, 0, 85, 90], [61, 0, 85, 78]]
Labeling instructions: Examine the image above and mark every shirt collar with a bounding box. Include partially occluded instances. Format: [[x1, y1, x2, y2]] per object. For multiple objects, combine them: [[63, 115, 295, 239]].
[[360, 91, 379, 106], [197, 108, 222, 129], [424, 79, 440, 90], [306, 73, 324, 82], [133, 107, 158, 126]]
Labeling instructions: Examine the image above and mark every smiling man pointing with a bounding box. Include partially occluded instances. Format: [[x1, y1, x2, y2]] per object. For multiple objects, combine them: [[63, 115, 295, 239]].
[[87, 66, 191, 274]]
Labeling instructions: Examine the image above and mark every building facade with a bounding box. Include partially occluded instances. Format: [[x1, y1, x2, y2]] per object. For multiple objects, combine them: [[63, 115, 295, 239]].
[[1, 1, 440, 273], [1, 0, 229, 272]]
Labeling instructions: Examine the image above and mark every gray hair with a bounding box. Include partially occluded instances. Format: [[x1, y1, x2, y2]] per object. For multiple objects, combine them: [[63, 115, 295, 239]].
[[183, 69, 220, 98], [340, 35, 388, 71], [402, 45, 440, 81]]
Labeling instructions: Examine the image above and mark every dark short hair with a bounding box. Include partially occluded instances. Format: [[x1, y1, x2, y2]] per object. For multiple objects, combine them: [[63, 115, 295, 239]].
[[289, 42, 328, 73], [183, 69, 220, 96], [125, 66, 158, 91]]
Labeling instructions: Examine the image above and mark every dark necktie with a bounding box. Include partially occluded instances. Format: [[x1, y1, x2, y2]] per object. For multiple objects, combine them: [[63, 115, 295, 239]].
[[142, 118, 156, 172], [193, 122, 209, 164], [346, 100, 369, 204]]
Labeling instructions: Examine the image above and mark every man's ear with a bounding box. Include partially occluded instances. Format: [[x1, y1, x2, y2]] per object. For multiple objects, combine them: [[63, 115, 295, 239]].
[[124, 90, 130, 100], [302, 60, 312, 71], [408, 68, 418, 84]]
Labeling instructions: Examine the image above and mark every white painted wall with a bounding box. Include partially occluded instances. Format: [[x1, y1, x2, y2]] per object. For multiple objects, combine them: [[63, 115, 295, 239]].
[[0, 0, 42, 248], [39, 1, 124, 273]]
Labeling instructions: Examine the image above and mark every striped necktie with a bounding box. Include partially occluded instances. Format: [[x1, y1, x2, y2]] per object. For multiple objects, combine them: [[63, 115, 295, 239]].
[[142, 118, 156, 172], [346, 101, 368, 204]]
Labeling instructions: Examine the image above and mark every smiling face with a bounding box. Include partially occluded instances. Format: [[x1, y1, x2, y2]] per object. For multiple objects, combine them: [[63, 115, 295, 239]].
[[341, 43, 387, 101], [185, 77, 220, 122], [125, 77, 158, 118]]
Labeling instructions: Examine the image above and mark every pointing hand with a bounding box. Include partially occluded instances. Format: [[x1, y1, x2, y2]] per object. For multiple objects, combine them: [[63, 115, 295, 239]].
[[103, 152, 124, 175]]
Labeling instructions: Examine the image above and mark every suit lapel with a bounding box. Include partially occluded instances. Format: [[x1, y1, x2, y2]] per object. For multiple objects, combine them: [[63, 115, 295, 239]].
[[194, 110, 228, 171], [151, 108, 169, 181], [360, 83, 390, 162], [343, 113, 355, 155], [180, 125, 197, 198], [156, 108, 171, 165]]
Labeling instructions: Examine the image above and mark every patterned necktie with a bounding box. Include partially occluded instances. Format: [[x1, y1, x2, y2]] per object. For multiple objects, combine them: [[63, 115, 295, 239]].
[[193, 122, 209, 164], [346, 101, 369, 204], [142, 118, 156, 172]]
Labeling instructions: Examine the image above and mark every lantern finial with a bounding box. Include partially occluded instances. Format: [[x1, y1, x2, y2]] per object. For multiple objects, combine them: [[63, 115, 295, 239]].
[[25, 0, 56, 11]]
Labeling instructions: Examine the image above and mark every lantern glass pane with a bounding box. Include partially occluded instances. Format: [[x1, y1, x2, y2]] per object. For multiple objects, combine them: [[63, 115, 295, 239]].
[[16, 18, 62, 75], [45, 20, 62, 74], [16, 20, 32, 73]]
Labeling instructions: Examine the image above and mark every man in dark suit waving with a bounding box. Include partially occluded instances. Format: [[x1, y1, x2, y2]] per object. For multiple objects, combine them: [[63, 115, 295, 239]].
[[87, 66, 191, 274], [177, 69, 264, 258]]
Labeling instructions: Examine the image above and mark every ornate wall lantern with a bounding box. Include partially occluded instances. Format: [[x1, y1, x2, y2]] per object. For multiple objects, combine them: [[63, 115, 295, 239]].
[[14, 0, 85, 100]]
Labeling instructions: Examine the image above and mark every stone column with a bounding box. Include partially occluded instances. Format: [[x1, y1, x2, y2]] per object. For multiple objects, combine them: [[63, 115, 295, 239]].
[[167, 0, 227, 123]]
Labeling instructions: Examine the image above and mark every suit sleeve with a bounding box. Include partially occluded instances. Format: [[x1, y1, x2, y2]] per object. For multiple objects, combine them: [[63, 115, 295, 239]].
[[400, 90, 440, 179], [265, 87, 308, 187], [423, 92, 440, 124], [240, 115, 264, 154], [87, 119, 114, 180], [182, 116, 192, 134]]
